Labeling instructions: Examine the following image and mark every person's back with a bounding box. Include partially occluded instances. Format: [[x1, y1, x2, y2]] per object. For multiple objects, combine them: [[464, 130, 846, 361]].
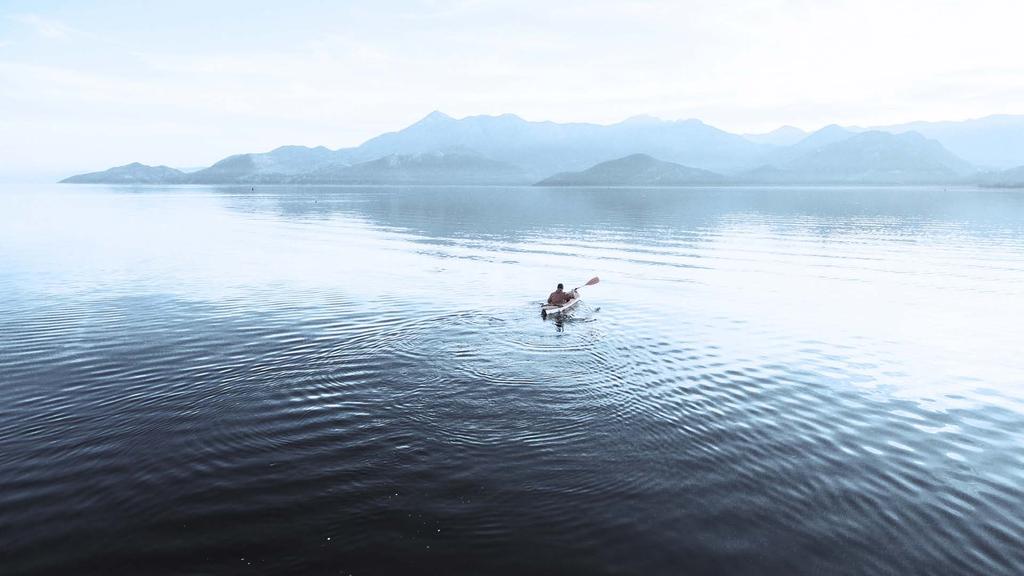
[[547, 283, 574, 305]]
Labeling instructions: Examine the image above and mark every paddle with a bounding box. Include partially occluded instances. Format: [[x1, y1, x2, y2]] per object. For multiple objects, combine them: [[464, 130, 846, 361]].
[[574, 276, 600, 293]]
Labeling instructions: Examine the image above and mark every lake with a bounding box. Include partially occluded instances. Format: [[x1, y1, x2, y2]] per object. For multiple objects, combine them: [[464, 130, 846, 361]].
[[1, 184, 1023, 575]]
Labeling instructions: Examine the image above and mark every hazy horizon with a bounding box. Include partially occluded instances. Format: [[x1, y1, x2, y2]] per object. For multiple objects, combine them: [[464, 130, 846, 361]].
[[6, 109, 1024, 184], [3, 0, 1024, 179]]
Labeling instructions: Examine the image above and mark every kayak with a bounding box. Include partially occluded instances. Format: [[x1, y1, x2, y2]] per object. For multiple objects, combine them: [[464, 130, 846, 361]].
[[541, 297, 579, 316], [541, 290, 580, 316]]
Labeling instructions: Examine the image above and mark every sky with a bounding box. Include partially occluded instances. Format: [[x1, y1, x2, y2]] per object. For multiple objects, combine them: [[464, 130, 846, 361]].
[[1, 0, 1023, 179]]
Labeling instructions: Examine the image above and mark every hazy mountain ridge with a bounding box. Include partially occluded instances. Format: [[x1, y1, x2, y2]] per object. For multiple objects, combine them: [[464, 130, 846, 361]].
[[294, 151, 527, 185], [185, 145, 341, 183], [738, 130, 975, 184], [537, 154, 724, 186], [978, 165, 1024, 188], [742, 126, 807, 146], [354, 111, 768, 177], [62, 111, 1023, 186], [61, 162, 187, 184], [872, 115, 1024, 169], [756, 124, 860, 168], [539, 130, 977, 186]]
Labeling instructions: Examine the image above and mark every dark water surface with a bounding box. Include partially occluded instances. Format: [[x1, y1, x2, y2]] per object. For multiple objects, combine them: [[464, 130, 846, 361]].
[[2, 184, 1023, 575]]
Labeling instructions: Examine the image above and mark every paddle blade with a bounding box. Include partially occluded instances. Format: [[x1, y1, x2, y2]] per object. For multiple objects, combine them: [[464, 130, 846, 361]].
[[584, 276, 600, 286]]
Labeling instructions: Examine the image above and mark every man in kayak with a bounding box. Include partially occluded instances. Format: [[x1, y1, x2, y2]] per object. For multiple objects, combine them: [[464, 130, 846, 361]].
[[547, 283, 575, 306]]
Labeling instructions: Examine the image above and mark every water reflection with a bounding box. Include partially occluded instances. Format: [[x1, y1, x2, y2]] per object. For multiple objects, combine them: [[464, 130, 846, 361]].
[[204, 184, 1024, 241]]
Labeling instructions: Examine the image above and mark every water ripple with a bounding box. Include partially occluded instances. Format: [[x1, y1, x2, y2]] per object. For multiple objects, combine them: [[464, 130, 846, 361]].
[[2, 185, 1024, 574]]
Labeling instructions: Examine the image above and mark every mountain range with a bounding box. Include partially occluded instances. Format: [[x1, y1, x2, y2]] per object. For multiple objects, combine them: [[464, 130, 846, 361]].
[[62, 111, 1024, 187]]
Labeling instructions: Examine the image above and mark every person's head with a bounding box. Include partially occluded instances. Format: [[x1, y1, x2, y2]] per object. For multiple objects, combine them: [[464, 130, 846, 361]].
[[557, 283, 564, 290]]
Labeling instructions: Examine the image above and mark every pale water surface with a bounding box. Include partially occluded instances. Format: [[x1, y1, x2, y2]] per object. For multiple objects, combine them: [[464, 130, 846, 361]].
[[1, 184, 1023, 574]]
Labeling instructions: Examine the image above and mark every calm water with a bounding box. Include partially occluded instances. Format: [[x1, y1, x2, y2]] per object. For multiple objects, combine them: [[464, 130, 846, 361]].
[[2, 184, 1023, 575]]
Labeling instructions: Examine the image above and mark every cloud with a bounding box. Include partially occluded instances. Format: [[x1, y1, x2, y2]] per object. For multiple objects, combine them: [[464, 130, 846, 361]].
[[9, 14, 75, 39]]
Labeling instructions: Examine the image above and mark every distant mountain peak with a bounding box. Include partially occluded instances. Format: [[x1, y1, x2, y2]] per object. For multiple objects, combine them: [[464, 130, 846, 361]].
[[743, 125, 808, 146], [270, 144, 331, 153], [748, 128, 976, 183], [811, 124, 852, 136], [537, 153, 723, 186], [790, 124, 856, 150], [418, 110, 454, 123], [871, 113, 1024, 168], [60, 162, 185, 184], [459, 112, 528, 125], [619, 153, 657, 162], [620, 114, 662, 125]]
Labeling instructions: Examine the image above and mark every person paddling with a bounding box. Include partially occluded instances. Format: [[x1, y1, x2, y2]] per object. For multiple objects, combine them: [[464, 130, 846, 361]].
[[547, 283, 576, 306]]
